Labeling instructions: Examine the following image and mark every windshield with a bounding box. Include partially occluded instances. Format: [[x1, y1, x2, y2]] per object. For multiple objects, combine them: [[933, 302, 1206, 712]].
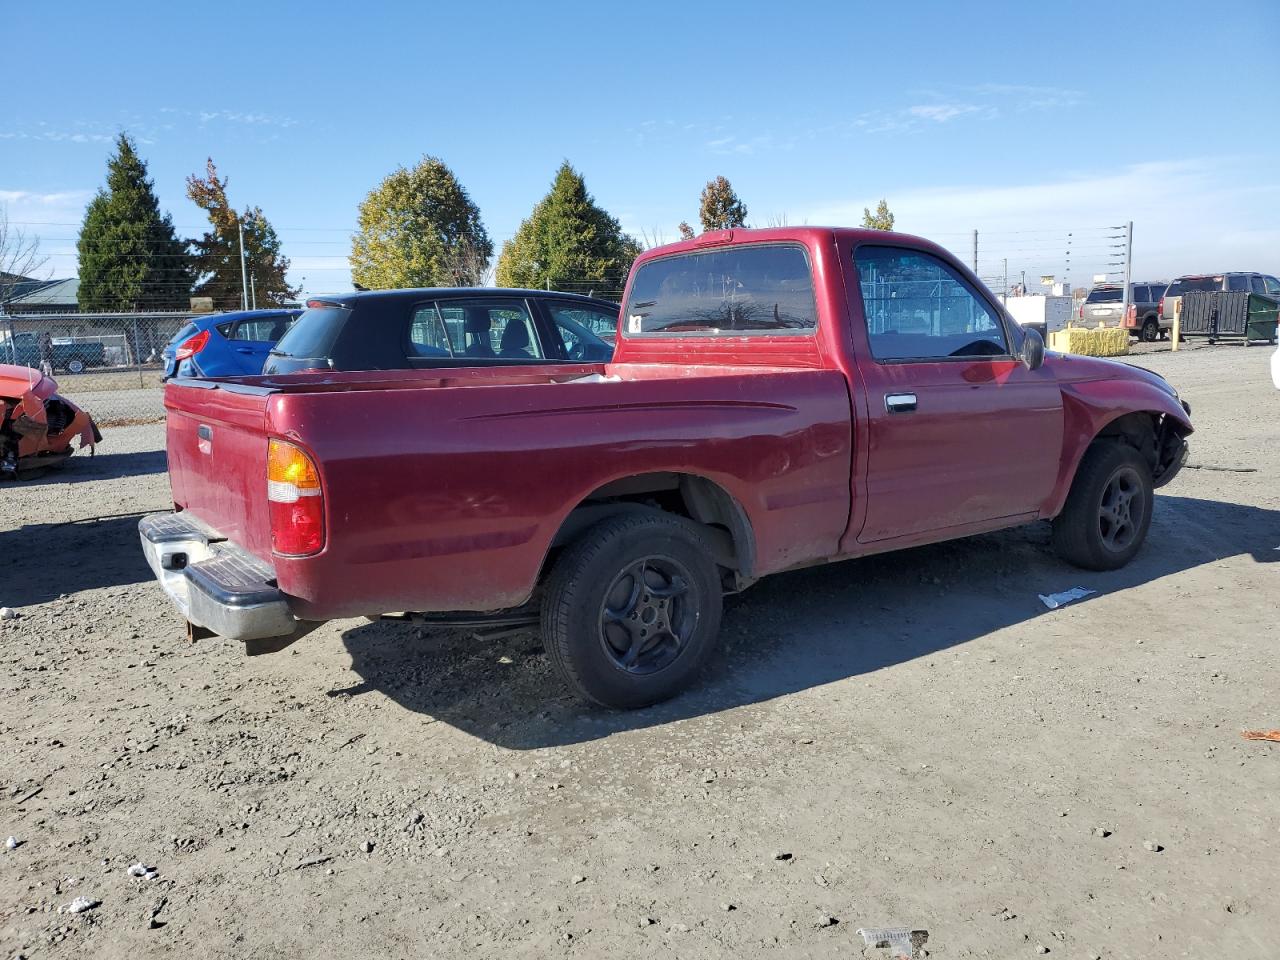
[[1086, 288, 1122, 303]]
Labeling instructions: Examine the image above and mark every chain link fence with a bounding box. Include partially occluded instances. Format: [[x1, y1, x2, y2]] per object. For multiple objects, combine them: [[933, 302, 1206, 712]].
[[1, 310, 194, 425]]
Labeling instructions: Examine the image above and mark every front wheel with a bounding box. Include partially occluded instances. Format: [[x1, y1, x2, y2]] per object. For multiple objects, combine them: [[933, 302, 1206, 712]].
[[66, 359, 86, 374], [541, 513, 723, 709], [1052, 442, 1154, 571]]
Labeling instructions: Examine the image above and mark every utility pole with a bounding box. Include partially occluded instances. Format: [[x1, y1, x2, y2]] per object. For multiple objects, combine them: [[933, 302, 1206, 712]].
[[1002, 258, 1008, 303], [1021, 270, 1026, 295], [971, 229, 978, 274], [250, 274, 257, 311], [1120, 220, 1134, 331], [238, 220, 249, 311]]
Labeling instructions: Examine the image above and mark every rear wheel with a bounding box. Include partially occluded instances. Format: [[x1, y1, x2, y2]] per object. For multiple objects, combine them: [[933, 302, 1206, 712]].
[[541, 513, 723, 709], [1052, 442, 1154, 571], [65, 359, 86, 374], [1140, 318, 1159, 342]]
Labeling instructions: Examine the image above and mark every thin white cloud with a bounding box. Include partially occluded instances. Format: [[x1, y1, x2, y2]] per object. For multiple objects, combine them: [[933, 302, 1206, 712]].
[[0, 130, 114, 144], [907, 103, 982, 123], [0, 189, 93, 206]]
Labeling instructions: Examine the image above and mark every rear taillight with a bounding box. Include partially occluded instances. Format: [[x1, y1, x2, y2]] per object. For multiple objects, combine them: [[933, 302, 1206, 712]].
[[175, 329, 210, 361], [1126, 304, 1137, 325], [1078, 303, 1083, 320], [267, 439, 325, 556], [1158, 296, 1165, 315]]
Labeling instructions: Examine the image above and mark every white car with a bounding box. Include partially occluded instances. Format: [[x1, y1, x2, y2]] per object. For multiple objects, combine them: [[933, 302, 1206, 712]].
[[1272, 327, 1280, 388]]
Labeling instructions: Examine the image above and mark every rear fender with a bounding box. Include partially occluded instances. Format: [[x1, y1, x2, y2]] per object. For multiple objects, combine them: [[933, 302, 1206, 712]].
[[1043, 381, 1192, 517]]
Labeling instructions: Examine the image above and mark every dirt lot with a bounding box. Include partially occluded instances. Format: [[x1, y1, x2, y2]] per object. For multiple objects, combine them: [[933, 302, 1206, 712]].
[[3, 342, 1278, 960]]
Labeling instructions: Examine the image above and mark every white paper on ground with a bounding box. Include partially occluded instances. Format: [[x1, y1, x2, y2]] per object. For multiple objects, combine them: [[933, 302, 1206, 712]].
[[1038, 587, 1096, 610]]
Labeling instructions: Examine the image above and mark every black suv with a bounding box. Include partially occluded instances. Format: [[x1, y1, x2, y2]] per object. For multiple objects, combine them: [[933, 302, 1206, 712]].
[[264, 289, 619, 374]]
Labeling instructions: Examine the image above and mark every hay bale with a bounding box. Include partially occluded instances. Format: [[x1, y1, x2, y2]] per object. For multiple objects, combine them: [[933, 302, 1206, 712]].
[[1048, 326, 1129, 357]]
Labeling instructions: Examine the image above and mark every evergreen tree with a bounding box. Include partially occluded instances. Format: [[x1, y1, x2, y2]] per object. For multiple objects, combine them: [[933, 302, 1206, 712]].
[[862, 199, 896, 231], [77, 133, 192, 311], [678, 221, 696, 240], [350, 156, 491, 289], [698, 176, 748, 232], [186, 158, 298, 309], [496, 161, 640, 297]]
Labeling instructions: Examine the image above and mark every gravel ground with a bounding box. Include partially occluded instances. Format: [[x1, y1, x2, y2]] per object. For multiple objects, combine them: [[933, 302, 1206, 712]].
[[2, 343, 1278, 959]]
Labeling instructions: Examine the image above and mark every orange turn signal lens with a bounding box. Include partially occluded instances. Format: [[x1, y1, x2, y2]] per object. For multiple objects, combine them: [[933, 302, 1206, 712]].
[[267, 439, 324, 556]]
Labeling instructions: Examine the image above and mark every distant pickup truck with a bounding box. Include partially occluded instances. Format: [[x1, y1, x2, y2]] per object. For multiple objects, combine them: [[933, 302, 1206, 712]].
[[141, 228, 1193, 708], [0, 332, 107, 374]]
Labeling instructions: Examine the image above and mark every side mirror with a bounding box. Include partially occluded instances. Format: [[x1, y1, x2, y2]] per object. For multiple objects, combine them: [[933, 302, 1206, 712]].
[[1021, 327, 1045, 371]]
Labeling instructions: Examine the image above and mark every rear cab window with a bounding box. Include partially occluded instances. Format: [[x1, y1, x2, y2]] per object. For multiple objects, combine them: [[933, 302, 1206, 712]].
[[622, 244, 817, 336]]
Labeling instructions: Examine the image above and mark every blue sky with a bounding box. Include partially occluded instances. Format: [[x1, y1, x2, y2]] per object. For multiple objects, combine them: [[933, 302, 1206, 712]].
[[3, 0, 1277, 296]]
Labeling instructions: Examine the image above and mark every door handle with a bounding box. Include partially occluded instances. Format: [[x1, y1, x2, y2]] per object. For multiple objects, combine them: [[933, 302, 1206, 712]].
[[885, 392, 917, 413]]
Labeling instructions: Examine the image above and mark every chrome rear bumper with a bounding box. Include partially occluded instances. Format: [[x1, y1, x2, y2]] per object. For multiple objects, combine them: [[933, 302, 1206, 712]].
[[138, 512, 299, 642]]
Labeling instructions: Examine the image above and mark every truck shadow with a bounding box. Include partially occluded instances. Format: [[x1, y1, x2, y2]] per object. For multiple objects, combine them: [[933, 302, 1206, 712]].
[[334, 495, 1280, 750], [0, 514, 155, 606]]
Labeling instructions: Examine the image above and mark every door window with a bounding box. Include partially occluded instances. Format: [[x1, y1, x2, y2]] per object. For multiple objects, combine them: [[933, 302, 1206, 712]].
[[546, 301, 618, 361], [408, 304, 457, 357], [1265, 277, 1280, 297], [1226, 275, 1250, 292], [1250, 276, 1267, 295], [420, 298, 544, 360], [1132, 286, 1149, 302], [855, 246, 1008, 360], [231, 316, 290, 341]]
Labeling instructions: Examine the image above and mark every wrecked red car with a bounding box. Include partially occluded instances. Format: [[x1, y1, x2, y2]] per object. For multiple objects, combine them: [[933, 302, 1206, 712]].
[[0, 363, 100, 479]]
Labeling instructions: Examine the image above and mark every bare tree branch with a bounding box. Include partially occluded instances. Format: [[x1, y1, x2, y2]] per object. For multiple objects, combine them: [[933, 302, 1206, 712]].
[[0, 205, 50, 307]]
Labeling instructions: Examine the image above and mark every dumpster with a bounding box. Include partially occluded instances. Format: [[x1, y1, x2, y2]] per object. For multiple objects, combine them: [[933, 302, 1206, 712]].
[[1246, 293, 1280, 344], [1180, 290, 1279, 342]]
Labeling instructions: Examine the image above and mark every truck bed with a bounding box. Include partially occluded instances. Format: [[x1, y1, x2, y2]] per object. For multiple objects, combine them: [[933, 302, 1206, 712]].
[[164, 362, 853, 620]]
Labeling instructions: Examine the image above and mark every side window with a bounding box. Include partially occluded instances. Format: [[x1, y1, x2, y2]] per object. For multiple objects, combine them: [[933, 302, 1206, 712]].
[[231, 316, 290, 341], [1265, 277, 1280, 297], [622, 244, 817, 336], [855, 246, 1008, 361], [1250, 276, 1267, 295], [408, 303, 457, 357], [545, 301, 617, 361], [431, 298, 544, 360], [1132, 286, 1148, 303], [1226, 275, 1250, 292]]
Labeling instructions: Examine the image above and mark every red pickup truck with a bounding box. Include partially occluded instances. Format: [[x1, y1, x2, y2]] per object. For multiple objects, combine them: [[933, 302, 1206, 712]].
[[140, 227, 1192, 708]]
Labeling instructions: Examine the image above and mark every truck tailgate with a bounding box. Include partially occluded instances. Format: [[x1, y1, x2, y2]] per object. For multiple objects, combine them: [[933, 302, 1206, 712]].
[[165, 380, 275, 563]]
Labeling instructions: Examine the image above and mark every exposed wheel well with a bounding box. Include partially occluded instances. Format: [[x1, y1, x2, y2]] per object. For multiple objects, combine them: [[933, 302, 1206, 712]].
[[545, 472, 756, 591], [1092, 411, 1187, 487]]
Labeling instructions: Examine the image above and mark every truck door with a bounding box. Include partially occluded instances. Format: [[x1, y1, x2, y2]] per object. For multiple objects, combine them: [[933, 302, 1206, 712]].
[[847, 244, 1064, 543]]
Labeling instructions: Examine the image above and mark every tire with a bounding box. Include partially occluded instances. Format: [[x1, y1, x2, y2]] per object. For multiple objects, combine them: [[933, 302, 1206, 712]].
[[541, 513, 723, 709], [66, 359, 86, 374], [1052, 442, 1154, 571], [1140, 318, 1159, 342]]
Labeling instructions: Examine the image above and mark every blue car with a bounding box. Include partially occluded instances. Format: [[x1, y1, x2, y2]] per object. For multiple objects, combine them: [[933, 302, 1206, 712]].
[[162, 309, 302, 380]]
